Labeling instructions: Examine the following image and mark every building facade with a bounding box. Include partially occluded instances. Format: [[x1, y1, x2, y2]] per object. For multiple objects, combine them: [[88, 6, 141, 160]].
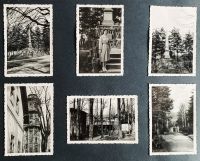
[[6, 86, 27, 153], [24, 94, 42, 153]]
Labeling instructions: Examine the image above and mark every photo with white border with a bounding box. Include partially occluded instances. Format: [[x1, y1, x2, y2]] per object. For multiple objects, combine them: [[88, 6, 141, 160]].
[[4, 4, 53, 77], [149, 84, 196, 155], [149, 6, 196, 76], [76, 4, 124, 76], [4, 83, 54, 156], [67, 95, 138, 144]]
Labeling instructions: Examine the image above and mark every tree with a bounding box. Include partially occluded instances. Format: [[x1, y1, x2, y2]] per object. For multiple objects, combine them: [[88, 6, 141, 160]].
[[32, 27, 42, 50], [151, 28, 166, 72], [117, 98, 122, 139], [109, 98, 112, 136], [29, 86, 52, 152], [76, 98, 81, 140], [100, 98, 104, 138], [42, 21, 50, 52], [7, 7, 51, 53], [169, 28, 183, 62], [184, 33, 193, 54], [176, 104, 187, 129], [152, 86, 173, 135], [7, 24, 28, 52], [187, 95, 193, 128], [88, 98, 94, 140]]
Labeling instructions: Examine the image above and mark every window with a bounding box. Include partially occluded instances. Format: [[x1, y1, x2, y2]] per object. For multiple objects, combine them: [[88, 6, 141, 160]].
[[17, 141, 21, 153], [29, 114, 33, 124], [10, 135, 15, 153], [10, 86, 15, 96], [16, 96, 19, 114]]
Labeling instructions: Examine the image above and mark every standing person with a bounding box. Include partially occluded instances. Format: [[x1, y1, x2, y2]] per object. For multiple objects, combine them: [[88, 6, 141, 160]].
[[99, 29, 110, 72]]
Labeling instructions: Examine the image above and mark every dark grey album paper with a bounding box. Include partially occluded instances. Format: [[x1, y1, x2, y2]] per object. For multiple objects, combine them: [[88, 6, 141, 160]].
[[0, 0, 200, 161]]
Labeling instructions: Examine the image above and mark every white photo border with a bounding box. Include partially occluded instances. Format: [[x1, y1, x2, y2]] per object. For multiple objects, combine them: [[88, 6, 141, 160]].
[[149, 84, 197, 155], [148, 6, 197, 76], [4, 83, 54, 156], [67, 95, 138, 144], [4, 4, 53, 77], [76, 4, 124, 76]]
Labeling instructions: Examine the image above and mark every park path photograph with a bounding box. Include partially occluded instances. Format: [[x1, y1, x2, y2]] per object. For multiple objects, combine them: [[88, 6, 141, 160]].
[[76, 5, 124, 76], [4, 84, 54, 156], [149, 6, 196, 76], [67, 96, 138, 144], [4, 4, 53, 77], [149, 84, 196, 155]]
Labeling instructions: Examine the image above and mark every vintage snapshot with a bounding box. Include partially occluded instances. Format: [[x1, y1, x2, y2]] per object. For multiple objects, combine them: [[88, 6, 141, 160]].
[[67, 96, 138, 144], [4, 83, 54, 156], [76, 5, 124, 76], [149, 6, 196, 76], [149, 84, 196, 155], [4, 4, 53, 77]]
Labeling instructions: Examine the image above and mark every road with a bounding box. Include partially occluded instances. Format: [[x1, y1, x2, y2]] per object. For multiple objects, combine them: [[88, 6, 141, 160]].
[[161, 133, 194, 152], [7, 55, 50, 74]]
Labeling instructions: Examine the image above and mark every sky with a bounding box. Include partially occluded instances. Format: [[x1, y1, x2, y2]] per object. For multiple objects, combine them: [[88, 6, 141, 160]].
[[151, 6, 196, 36], [169, 85, 194, 121]]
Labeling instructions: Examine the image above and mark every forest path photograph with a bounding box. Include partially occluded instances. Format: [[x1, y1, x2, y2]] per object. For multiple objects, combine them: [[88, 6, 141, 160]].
[[150, 84, 196, 155]]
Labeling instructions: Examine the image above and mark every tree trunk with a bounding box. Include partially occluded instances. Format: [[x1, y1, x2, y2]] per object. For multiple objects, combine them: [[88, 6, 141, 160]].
[[109, 98, 112, 136], [96, 98, 98, 126], [28, 27, 32, 49], [118, 98, 122, 139], [41, 135, 48, 152], [76, 99, 81, 140], [130, 98, 135, 135], [89, 98, 94, 140], [100, 98, 104, 138], [127, 98, 130, 134], [72, 98, 76, 138]]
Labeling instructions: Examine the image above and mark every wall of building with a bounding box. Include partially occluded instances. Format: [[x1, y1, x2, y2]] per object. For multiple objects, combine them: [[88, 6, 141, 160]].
[[6, 86, 24, 153]]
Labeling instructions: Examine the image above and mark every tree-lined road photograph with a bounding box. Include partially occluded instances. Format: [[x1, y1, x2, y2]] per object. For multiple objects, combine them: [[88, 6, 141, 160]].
[[150, 84, 196, 154]]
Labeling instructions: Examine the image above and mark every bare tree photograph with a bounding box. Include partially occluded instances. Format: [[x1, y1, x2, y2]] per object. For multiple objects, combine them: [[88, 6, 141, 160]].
[[149, 84, 196, 155], [67, 96, 138, 144], [149, 6, 196, 76], [4, 4, 53, 77], [4, 83, 54, 156], [76, 5, 124, 76]]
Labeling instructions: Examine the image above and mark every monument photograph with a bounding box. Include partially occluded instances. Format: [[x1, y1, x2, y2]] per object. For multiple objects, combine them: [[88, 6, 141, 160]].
[[4, 4, 53, 77], [149, 84, 196, 155], [4, 83, 54, 156], [76, 5, 124, 76], [67, 96, 138, 144], [149, 6, 196, 76]]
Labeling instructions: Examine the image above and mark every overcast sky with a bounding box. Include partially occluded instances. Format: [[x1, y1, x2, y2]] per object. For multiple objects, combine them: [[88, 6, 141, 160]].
[[151, 6, 196, 36], [169, 85, 194, 120]]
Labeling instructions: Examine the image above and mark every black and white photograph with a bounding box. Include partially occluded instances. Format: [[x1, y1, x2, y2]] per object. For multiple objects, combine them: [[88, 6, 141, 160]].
[[4, 83, 54, 156], [149, 6, 196, 76], [149, 84, 196, 155], [4, 4, 53, 77], [67, 96, 138, 144], [76, 5, 124, 76]]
